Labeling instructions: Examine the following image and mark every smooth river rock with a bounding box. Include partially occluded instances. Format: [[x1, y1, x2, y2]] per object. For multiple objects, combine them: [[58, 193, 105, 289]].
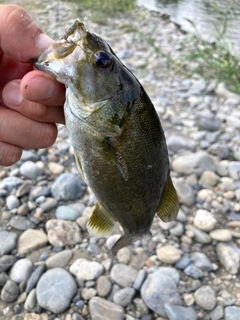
[[36, 268, 77, 313], [141, 269, 182, 317]]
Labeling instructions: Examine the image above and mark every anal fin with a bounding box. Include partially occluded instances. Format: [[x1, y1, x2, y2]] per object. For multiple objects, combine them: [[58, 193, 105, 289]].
[[157, 177, 179, 222], [87, 201, 116, 236]]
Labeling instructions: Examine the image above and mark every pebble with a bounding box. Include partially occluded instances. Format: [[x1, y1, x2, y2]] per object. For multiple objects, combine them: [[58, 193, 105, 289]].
[[141, 269, 182, 317], [194, 286, 216, 311], [81, 287, 97, 300], [166, 136, 196, 153], [209, 229, 232, 241], [24, 289, 37, 311], [204, 305, 224, 320], [193, 209, 217, 231], [110, 264, 138, 287], [6, 195, 20, 210], [10, 259, 33, 284], [164, 304, 197, 320], [191, 252, 213, 271], [29, 186, 50, 201], [228, 162, 240, 180], [96, 276, 112, 297], [185, 225, 211, 244], [46, 219, 82, 247], [39, 197, 58, 212], [0, 230, 17, 255], [48, 162, 65, 175], [55, 205, 81, 220], [70, 258, 104, 281], [172, 152, 215, 177], [89, 296, 125, 320], [116, 247, 132, 264], [0, 176, 24, 191], [184, 264, 204, 279], [225, 306, 240, 320], [173, 180, 195, 207], [10, 216, 36, 231], [20, 161, 43, 179], [216, 242, 240, 274], [45, 249, 73, 268], [133, 270, 147, 291], [17, 229, 48, 254], [51, 173, 85, 200], [199, 170, 219, 188], [1, 280, 19, 303], [0, 255, 17, 273], [36, 268, 77, 313], [113, 287, 135, 307], [25, 264, 46, 293], [157, 245, 182, 264]]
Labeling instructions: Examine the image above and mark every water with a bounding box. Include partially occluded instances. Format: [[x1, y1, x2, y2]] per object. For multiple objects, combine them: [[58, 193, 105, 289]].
[[137, 0, 240, 54]]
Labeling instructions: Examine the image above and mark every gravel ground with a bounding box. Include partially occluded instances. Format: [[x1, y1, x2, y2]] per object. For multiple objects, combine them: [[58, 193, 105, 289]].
[[1, 1, 240, 320]]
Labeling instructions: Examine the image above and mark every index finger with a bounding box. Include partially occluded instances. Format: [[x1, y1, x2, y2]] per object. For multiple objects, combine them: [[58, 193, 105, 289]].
[[0, 4, 53, 62]]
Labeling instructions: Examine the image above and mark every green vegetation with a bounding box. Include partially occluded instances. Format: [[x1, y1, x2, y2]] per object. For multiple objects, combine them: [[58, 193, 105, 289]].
[[176, 2, 240, 94], [65, 0, 136, 22]]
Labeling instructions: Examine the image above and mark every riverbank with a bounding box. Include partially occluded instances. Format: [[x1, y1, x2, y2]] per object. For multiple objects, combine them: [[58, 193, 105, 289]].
[[1, 1, 240, 320]]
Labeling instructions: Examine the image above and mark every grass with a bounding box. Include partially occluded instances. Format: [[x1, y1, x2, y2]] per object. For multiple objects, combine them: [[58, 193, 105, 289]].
[[64, 0, 136, 23], [174, 2, 240, 94]]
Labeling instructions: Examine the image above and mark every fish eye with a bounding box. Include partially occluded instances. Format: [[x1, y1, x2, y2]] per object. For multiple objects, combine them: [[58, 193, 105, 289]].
[[94, 51, 112, 69]]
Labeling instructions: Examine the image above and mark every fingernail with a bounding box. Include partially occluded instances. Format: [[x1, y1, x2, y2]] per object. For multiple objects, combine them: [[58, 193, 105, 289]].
[[35, 33, 54, 51], [3, 81, 23, 107]]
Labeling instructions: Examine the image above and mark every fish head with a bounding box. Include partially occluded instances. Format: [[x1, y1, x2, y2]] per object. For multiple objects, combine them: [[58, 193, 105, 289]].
[[33, 19, 124, 104]]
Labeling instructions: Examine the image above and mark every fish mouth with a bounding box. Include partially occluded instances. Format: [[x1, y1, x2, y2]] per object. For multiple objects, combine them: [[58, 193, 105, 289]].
[[32, 19, 87, 73]]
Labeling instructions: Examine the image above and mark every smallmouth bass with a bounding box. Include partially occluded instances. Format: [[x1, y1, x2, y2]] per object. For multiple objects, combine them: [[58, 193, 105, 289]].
[[33, 20, 179, 251]]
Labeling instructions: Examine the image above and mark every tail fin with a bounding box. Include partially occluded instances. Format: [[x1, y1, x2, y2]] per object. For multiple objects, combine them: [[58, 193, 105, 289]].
[[108, 232, 151, 254]]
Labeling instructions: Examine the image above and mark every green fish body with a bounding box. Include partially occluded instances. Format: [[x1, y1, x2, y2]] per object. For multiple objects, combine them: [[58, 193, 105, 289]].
[[33, 20, 179, 251]]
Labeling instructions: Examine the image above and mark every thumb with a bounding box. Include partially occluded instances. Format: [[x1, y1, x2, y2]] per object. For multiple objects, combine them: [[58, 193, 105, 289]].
[[0, 4, 53, 62]]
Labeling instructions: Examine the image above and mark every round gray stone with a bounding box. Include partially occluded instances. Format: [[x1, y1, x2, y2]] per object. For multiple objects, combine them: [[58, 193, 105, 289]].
[[0, 231, 17, 255], [164, 304, 197, 320], [225, 306, 240, 320], [194, 286, 216, 311], [1, 279, 19, 303], [51, 173, 85, 200], [45, 249, 73, 268], [172, 152, 215, 177], [6, 195, 20, 210], [70, 258, 104, 281], [110, 264, 138, 287], [0, 255, 17, 273], [20, 161, 43, 179], [113, 287, 135, 307], [36, 268, 77, 313], [10, 258, 33, 284], [56, 205, 81, 220], [10, 216, 36, 231], [141, 269, 182, 317]]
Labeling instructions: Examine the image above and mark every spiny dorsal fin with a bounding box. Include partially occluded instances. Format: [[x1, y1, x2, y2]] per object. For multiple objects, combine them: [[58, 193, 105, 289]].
[[87, 201, 116, 236], [156, 177, 179, 222]]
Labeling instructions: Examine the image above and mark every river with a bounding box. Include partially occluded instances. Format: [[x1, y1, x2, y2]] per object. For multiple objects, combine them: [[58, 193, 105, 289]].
[[137, 0, 240, 54]]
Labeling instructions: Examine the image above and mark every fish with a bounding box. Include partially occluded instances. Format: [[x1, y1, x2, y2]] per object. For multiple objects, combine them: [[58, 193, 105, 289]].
[[33, 19, 179, 252]]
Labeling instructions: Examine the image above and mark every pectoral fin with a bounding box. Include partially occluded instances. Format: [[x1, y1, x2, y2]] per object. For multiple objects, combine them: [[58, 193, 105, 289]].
[[156, 177, 179, 222], [99, 138, 128, 181], [87, 201, 116, 236], [74, 151, 87, 182]]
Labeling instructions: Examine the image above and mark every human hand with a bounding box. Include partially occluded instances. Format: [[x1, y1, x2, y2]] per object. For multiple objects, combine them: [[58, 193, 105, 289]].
[[0, 4, 66, 166]]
